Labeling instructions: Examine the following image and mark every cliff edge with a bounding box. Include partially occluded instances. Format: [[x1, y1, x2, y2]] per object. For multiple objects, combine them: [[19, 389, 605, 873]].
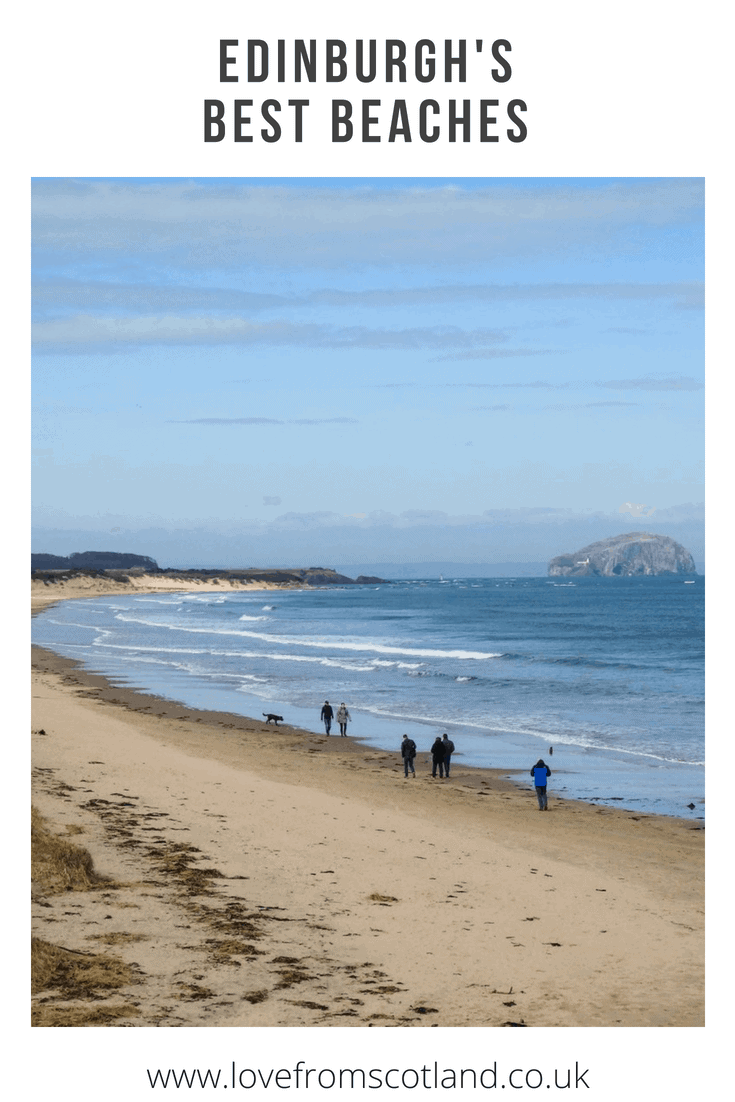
[[548, 532, 697, 577]]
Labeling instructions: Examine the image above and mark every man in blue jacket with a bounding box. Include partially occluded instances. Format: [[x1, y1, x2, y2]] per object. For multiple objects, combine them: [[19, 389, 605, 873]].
[[531, 759, 551, 810]]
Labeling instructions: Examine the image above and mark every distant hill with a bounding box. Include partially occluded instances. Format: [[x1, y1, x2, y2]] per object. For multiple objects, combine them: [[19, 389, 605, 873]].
[[548, 533, 697, 577], [32, 551, 160, 572]]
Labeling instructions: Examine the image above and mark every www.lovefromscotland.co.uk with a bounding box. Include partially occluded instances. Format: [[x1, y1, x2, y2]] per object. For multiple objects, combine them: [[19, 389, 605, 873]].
[[146, 1060, 591, 1090]]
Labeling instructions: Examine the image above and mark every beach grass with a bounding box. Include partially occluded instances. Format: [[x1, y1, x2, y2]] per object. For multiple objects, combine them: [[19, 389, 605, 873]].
[[32, 806, 107, 895], [31, 810, 143, 1025]]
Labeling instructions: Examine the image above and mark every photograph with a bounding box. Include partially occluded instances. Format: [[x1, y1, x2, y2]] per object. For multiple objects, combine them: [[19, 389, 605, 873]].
[[31, 176, 704, 1030]]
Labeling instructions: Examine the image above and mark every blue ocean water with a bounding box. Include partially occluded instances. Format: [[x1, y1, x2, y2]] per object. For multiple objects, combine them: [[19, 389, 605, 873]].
[[32, 576, 704, 819]]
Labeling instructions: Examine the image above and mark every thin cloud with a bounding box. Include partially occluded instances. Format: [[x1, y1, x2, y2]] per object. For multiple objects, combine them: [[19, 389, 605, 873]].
[[31, 279, 286, 314], [32, 178, 703, 269], [32, 277, 703, 318], [32, 315, 511, 353], [306, 281, 703, 310]]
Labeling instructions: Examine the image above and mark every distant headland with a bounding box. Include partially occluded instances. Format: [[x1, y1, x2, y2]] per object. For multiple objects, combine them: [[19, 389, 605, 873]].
[[31, 551, 388, 587], [548, 532, 697, 577]]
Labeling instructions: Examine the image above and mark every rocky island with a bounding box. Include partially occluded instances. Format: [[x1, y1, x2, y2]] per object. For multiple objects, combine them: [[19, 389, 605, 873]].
[[548, 532, 697, 577]]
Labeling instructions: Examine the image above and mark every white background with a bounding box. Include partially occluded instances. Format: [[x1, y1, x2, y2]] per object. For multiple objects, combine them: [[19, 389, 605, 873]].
[[15, 0, 722, 175], [9, 1, 726, 1097]]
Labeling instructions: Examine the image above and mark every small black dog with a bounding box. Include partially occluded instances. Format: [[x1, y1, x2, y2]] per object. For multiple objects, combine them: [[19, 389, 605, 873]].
[[263, 712, 284, 725]]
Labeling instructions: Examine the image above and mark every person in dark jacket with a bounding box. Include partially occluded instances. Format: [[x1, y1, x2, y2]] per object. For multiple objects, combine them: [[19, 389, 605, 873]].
[[320, 700, 334, 735], [442, 733, 455, 777], [430, 736, 445, 777], [531, 758, 551, 810], [401, 734, 417, 777]]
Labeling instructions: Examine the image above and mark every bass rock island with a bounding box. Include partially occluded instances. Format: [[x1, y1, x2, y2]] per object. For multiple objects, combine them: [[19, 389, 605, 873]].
[[548, 532, 697, 577]]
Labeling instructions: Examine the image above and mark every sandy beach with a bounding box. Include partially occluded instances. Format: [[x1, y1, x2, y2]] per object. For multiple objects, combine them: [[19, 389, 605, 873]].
[[31, 577, 704, 1028]]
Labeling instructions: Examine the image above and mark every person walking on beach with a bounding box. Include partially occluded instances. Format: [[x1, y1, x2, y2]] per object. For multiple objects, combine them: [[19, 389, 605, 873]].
[[401, 734, 417, 778], [336, 702, 350, 737], [430, 736, 446, 778], [321, 700, 334, 735], [442, 733, 455, 777], [531, 758, 551, 810]]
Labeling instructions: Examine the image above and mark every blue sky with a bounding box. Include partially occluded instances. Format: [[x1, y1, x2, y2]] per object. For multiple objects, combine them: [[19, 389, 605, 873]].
[[32, 177, 703, 565]]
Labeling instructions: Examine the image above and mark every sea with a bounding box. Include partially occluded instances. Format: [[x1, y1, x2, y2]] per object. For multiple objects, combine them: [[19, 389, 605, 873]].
[[32, 575, 704, 820]]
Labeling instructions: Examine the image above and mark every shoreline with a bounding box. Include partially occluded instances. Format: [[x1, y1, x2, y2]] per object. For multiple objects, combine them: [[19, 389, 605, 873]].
[[31, 580, 704, 1026], [31, 643, 695, 825], [32, 641, 530, 798], [32, 576, 703, 821]]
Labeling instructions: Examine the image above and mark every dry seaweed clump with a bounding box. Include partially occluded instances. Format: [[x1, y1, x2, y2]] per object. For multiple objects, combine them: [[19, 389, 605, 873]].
[[32, 807, 108, 895], [242, 989, 269, 1004], [145, 841, 224, 896]]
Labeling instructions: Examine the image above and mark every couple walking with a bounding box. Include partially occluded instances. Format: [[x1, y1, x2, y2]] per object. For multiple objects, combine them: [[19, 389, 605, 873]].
[[320, 700, 350, 736], [401, 733, 455, 778], [430, 734, 455, 778]]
